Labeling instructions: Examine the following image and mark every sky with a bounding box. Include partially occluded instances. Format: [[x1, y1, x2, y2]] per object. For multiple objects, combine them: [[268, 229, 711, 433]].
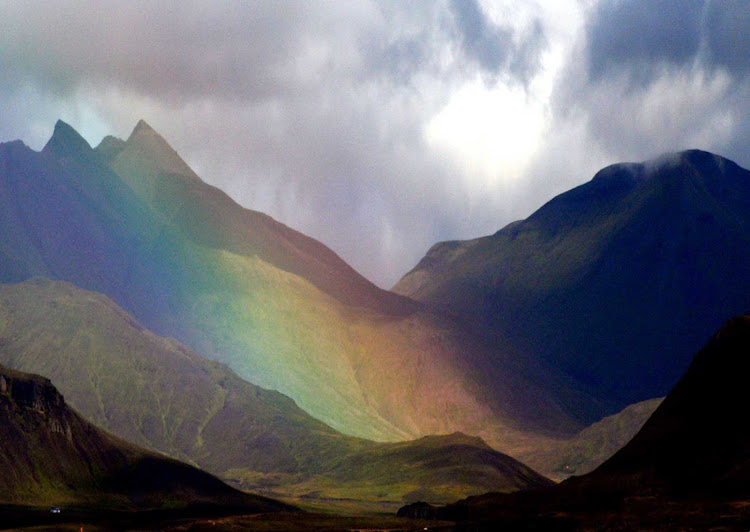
[[2, 0, 749, 288]]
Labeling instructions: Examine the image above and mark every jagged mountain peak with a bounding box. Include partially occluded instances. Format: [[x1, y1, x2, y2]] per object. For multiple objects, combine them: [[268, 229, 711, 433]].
[[95, 135, 127, 164], [131, 118, 156, 136], [119, 118, 199, 181], [42, 119, 93, 159]]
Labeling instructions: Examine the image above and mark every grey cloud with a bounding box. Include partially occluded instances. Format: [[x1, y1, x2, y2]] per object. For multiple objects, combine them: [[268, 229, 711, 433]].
[[704, 1, 750, 76], [586, 0, 750, 85], [586, 0, 704, 83], [449, 0, 546, 84], [0, 1, 368, 103], [450, 0, 516, 72]]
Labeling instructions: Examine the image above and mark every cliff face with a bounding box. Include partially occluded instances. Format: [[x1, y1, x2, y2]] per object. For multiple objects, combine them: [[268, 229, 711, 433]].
[[0, 364, 290, 512], [1, 371, 74, 444], [3, 371, 63, 411]]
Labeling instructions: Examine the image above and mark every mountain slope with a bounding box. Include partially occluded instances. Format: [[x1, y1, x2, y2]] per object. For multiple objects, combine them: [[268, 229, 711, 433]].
[[0, 364, 288, 513], [108, 119, 417, 315], [0, 278, 551, 506], [525, 397, 662, 480], [585, 315, 750, 495], [0, 120, 588, 452], [395, 150, 750, 415], [420, 316, 750, 529]]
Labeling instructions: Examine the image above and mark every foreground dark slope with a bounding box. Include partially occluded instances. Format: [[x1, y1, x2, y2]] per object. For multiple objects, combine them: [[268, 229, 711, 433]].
[[395, 150, 750, 415], [0, 120, 588, 452], [425, 316, 750, 529], [0, 278, 551, 507], [0, 364, 287, 513]]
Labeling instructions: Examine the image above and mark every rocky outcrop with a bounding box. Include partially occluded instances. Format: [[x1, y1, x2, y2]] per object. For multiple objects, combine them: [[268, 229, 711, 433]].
[[396, 501, 439, 519], [5, 372, 63, 411]]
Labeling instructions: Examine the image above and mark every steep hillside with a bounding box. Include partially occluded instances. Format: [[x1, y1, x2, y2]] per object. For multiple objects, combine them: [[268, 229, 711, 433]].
[[585, 315, 750, 495], [395, 150, 750, 415], [0, 120, 588, 452], [523, 397, 662, 480], [108, 120, 417, 315], [0, 364, 288, 513], [0, 278, 552, 506]]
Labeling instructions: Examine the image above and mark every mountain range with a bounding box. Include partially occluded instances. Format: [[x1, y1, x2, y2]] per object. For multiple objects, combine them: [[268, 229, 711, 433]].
[[3, 117, 750, 527], [0, 119, 589, 458]]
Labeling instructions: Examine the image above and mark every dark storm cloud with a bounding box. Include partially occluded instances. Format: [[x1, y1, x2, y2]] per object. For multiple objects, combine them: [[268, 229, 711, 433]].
[[585, 0, 750, 84], [703, 1, 750, 76], [586, 0, 704, 82], [449, 0, 546, 84]]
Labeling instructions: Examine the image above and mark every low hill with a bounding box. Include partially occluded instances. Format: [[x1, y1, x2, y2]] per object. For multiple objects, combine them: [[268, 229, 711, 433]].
[[520, 397, 662, 480]]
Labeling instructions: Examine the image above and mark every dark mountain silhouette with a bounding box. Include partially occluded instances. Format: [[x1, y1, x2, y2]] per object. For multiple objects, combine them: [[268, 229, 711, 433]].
[[583, 315, 750, 496], [0, 120, 588, 453], [0, 278, 552, 507], [412, 316, 750, 529], [395, 150, 750, 417], [0, 364, 290, 514]]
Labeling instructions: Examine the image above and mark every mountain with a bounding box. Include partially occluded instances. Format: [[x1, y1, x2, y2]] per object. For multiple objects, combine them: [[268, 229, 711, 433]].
[[0, 364, 288, 514], [108, 119, 416, 315], [414, 316, 750, 529], [0, 120, 589, 453], [394, 150, 750, 416], [0, 278, 551, 507]]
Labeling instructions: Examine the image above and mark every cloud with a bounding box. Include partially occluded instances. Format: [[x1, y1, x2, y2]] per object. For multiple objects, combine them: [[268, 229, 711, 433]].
[[585, 0, 750, 83], [703, 1, 750, 76], [448, 0, 547, 85], [586, 0, 704, 83], [3, 1, 750, 288]]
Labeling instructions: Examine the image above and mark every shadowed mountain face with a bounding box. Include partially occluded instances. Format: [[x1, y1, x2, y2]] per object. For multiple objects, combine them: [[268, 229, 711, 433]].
[[0, 278, 552, 506], [394, 150, 750, 417], [0, 120, 588, 453], [586, 315, 750, 496], [417, 317, 750, 529], [0, 364, 289, 513]]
